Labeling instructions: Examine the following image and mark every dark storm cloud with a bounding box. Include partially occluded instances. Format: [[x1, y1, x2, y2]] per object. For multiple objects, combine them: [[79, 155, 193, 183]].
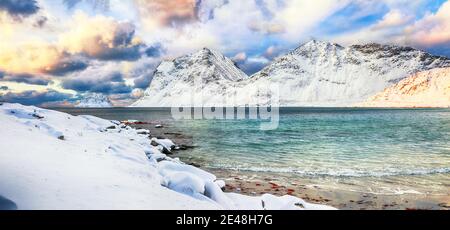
[[0, 90, 73, 106], [61, 72, 132, 94], [80, 22, 144, 61], [145, 44, 164, 57], [0, 0, 40, 17], [44, 58, 89, 76], [133, 74, 152, 89], [0, 73, 52, 86], [94, 45, 143, 61]]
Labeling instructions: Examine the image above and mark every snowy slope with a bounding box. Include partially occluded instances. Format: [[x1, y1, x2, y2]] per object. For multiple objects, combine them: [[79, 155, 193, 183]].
[[359, 68, 450, 108], [0, 103, 334, 210], [132, 40, 450, 107], [76, 93, 112, 108], [249, 40, 450, 106], [132, 48, 248, 107]]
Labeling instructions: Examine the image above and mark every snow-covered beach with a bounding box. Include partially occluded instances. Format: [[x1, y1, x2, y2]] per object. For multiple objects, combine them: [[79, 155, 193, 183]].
[[0, 103, 334, 210]]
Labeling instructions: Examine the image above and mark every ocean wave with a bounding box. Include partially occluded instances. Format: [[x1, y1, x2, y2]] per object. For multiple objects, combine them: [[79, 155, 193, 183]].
[[209, 165, 450, 177]]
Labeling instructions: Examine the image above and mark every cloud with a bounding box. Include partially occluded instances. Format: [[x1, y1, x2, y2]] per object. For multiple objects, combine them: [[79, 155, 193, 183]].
[[63, 0, 110, 11], [145, 43, 164, 57], [404, 0, 450, 47], [0, 86, 8, 91], [133, 74, 152, 89], [372, 10, 412, 30], [0, 0, 40, 17], [130, 88, 144, 98], [263, 45, 284, 59], [33, 15, 48, 27], [329, 0, 450, 57], [235, 56, 270, 75], [0, 89, 73, 106], [232, 52, 247, 62], [44, 56, 89, 76], [0, 42, 61, 75], [61, 63, 132, 94], [0, 72, 52, 85], [0, 11, 145, 77], [59, 12, 144, 61], [275, 0, 350, 42], [135, 0, 200, 28]]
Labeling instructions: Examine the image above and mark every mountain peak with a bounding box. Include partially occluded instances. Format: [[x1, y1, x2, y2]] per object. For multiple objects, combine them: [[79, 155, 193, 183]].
[[292, 40, 344, 54]]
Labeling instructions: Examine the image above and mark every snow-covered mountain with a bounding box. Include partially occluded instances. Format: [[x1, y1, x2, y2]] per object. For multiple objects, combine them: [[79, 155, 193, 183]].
[[360, 68, 450, 108], [76, 93, 112, 108], [132, 48, 247, 107], [132, 40, 450, 107], [249, 40, 450, 106]]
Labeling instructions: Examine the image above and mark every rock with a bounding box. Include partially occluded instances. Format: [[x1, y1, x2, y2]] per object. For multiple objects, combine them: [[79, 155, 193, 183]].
[[151, 140, 159, 146], [106, 125, 116, 130], [188, 162, 201, 168], [177, 145, 195, 150], [58, 135, 65, 140], [161, 146, 172, 155], [137, 129, 150, 135], [31, 113, 44, 119]]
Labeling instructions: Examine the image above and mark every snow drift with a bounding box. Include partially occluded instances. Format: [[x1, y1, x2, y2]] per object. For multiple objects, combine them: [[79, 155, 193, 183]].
[[0, 103, 334, 210]]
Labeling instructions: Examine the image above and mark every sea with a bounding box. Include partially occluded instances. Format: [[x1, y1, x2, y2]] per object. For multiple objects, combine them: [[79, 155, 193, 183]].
[[55, 107, 450, 203]]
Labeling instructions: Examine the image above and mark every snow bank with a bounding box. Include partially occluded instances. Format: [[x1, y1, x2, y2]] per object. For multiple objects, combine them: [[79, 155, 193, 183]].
[[0, 103, 336, 210]]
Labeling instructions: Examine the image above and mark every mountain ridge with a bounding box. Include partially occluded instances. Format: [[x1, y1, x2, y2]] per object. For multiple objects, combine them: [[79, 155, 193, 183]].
[[132, 40, 450, 107]]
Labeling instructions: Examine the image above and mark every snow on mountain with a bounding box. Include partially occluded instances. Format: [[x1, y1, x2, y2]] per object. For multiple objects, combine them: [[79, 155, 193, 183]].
[[132, 40, 450, 107], [0, 103, 334, 210], [249, 40, 450, 106], [76, 93, 112, 108], [359, 68, 450, 108], [132, 48, 248, 107]]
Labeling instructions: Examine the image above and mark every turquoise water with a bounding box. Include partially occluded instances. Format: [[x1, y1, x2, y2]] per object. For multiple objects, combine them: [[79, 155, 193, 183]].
[[57, 107, 450, 195]]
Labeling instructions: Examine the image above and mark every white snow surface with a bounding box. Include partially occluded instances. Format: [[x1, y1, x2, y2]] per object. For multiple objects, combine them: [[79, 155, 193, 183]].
[[132, 40, 450, 107], [0, 103, 335, 210], [132, 48, 248, 107], [360, 67, 450, 107]]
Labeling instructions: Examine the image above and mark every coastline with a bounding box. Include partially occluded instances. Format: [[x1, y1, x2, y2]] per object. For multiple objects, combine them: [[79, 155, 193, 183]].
[[129, 121, 450, 210], [0, 103, 336, 210]]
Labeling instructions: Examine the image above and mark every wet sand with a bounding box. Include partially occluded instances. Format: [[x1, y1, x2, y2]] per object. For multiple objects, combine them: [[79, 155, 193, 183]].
[[210, 169, 450, 210], [129, 122, 450, 210]]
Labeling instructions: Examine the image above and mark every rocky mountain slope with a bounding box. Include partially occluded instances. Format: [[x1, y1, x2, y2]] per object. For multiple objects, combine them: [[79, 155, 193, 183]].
[[249, 40, 450, 106], [360, 68, 450, 108], [132, 40, 450, 107], [132, 48, 247, 107]]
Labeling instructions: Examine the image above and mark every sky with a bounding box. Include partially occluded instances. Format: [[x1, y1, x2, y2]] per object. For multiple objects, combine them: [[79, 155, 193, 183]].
[[0, 0, 449, 106]]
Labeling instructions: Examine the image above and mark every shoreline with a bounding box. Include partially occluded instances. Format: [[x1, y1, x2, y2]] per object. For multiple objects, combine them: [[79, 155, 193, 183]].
[[1, 103, 337, 210], [210, 169, 450, 210], [129, 121, 450, 210]]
